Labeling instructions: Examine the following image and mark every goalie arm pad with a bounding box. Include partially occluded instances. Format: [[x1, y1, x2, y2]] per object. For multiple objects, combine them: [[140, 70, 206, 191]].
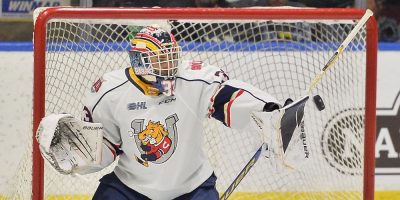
[[36, 114, 118, 175], [209, 79, 281, 129]]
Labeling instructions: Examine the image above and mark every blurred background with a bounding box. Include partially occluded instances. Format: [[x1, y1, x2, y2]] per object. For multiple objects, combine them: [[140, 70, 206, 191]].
[[1, 0, 400, 42]]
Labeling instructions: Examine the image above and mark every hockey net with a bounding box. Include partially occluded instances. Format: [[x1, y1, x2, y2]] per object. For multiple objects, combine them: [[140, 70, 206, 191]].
[[4, 7, 376, 200]]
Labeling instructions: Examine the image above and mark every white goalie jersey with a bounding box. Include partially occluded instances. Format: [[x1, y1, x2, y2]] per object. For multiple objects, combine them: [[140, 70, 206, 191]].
[[82, 60, 279, 200]]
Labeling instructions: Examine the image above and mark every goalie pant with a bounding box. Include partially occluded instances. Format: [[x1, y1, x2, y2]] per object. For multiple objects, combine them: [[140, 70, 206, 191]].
[[82, 60, 281, 200]]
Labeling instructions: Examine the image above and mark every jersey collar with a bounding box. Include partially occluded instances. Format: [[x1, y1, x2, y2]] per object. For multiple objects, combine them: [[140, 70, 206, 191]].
[[125, 67, 160, 96]]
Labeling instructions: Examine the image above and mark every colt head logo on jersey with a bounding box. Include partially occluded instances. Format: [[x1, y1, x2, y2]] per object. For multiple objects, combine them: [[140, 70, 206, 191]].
[[130, 114, 179, 167], [138, 121, 171, 162]]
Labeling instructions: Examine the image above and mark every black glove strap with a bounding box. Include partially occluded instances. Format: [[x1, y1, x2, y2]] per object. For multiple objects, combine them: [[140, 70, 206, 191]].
[[263, 102, 280, 112]]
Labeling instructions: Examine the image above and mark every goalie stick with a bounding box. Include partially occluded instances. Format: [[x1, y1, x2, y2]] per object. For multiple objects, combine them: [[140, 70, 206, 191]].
[[219, 9, 374, 200]]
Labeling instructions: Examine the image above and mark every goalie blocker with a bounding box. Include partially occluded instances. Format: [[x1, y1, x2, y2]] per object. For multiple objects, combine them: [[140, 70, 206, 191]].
[[254, 95, 311, 171], [221, 96, 311, 200], [36, 114, 116, 175]]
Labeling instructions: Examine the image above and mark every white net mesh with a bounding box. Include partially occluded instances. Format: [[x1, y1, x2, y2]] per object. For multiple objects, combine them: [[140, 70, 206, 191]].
[[3, 8, 374, 200]]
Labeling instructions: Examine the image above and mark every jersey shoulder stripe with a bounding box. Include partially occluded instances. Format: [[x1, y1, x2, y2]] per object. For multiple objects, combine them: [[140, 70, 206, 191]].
[[176, 60, 228, 85], [175, 76, 222, 85], [92, 80, 128, 112], [87, 69, 129, 112]]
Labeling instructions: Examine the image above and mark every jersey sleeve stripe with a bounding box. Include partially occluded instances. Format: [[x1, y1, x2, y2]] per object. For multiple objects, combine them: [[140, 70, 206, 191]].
[[210, 85, 240, 127], [224, 89, 245, 127]]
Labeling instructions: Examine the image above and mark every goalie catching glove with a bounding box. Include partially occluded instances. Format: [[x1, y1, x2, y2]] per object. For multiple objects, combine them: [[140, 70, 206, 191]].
[[36, 114, 114, 175]]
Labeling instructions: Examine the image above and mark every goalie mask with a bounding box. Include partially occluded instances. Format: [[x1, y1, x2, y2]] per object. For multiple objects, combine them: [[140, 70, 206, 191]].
[[129, 25, 181, 96]]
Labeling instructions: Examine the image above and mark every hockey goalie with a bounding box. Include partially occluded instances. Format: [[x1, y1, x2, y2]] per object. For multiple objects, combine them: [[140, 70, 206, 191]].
[[36, 24, 303, 200]]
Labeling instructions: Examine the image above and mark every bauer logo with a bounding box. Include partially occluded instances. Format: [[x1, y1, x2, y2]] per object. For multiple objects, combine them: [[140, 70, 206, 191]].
[[321, 108, 364, 175], [375, 92, 400, 175], [300, 121, 310, 158]]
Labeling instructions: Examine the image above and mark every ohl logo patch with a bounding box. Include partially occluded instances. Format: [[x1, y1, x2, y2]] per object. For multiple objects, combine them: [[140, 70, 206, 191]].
[[129, 114, 179, 167]]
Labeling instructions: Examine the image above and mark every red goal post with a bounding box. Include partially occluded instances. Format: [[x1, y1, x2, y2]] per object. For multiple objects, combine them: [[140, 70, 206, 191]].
[[32, 7, 377, 200]]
